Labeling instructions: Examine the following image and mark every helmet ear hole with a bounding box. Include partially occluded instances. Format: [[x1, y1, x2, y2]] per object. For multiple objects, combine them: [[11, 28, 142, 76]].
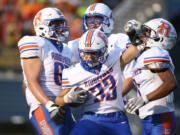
[[160, 37, 164, 42], [154, 38, 160, 41]]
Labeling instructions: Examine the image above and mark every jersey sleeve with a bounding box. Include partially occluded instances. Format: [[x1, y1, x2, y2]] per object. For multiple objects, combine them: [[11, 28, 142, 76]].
[[62, 64, 85, 89], [123, 60, 135, 79], [68, 38, 80, 64], [18, 36, 42, 58], [143, 47, 171, 69], [115, 33, 131, 51], [62, 67, 74, 89]]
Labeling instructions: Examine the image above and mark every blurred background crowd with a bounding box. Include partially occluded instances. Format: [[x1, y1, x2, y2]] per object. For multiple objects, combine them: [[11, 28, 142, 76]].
[[0, 0, 92, 71], [0, 0, 180, 135]]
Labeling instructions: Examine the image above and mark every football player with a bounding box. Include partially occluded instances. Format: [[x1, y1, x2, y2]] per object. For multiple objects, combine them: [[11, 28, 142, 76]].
[[68, 2, 137, 117], [69, 3, 132, 64], [124, 18, 177, 135], [68, 2, 139, 91], [55, 29, 146, 135], [18, 8, 86, 135]]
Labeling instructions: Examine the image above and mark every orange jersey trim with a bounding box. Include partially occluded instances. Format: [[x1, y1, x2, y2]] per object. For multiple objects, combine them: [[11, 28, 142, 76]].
[[144, 59, 170, 64], [20, 44, 39, 52], [62, 80, 70, 85]]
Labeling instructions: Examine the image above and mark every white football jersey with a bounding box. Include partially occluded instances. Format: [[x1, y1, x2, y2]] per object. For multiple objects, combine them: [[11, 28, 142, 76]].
[[68, 33, 134, 78], [18, 36, 72, 117], [68, 38, 80, 64], [132, 47, 175, 119], [62, 47, 125, 114]]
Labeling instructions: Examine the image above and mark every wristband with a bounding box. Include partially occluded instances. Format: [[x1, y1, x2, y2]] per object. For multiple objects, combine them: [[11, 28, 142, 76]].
[[137, 44, 145, 51], [64, 94, 71, 103], [63, 86, 77, 103], [45, 101, 54, 111], [142, 95, 149, 104]]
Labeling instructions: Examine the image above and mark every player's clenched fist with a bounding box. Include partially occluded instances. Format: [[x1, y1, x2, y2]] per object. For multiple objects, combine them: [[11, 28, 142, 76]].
[[124, 19, 147, 51], [45, 101, 66, 124], [124, 19, 141, 33], [64, 86, 88, 104]]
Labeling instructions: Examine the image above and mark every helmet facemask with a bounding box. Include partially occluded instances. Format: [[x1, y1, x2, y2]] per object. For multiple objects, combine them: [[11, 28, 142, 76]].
[[48, 19, 69, 42], [79, 29, 109, 69], [83, 14, 110, 34], [79, 46, 107, 68]]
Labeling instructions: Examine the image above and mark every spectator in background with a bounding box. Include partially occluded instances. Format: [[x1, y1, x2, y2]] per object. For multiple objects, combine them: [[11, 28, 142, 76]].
[[0, 0, 18, 46], [0, 10, 5, 46], [0, 0, 84, 47]]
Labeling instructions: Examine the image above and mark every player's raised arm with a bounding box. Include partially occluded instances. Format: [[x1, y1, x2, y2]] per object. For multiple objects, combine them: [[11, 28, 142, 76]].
[[120, 45, 141, 68], [120, 20, 146, 68]]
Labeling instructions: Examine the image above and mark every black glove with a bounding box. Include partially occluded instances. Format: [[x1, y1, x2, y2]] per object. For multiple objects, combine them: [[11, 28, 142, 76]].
[[130, 30, 145, 46], [45, 101, 66, 124], [124, 19, 141, 41], [124, 20, 146, 51]]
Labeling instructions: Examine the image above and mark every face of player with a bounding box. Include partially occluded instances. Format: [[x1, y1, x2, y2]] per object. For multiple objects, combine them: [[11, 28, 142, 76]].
[[80, 52, 98, 61], [80, 51, 99, 67], [50, 20, 67, 36], [86, 16, 103, 29], [135, 26, 151, 43], [142, 27, 151, 37]]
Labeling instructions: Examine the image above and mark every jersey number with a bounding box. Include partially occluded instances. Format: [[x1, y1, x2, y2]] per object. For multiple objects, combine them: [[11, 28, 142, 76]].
[[89, 75, 117, 102], [54, 62, 68, 86]]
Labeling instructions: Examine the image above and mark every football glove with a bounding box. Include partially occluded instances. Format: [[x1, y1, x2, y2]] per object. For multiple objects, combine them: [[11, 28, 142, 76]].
[[125, 96, 149, 115], [64, 86, 88, 104], [124, 19, 146, 51], [45, 101, 66, 124], [124, 19, 141, 34]]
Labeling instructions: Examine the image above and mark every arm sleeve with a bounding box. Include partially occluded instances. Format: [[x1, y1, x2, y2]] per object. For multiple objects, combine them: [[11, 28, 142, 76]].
[[62, 68, 72, 88], [123, 60, 135, 79], [68, 39, 80, 64], [143, 48, 171, 70], [18, 36, 42, 58]]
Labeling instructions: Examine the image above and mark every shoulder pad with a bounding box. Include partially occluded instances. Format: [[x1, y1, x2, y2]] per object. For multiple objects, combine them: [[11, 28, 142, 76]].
[[18, 36, 45, 58], [68, 38, 80, 49], [143, 47, 171, 69], [109, 33, 131, 50]]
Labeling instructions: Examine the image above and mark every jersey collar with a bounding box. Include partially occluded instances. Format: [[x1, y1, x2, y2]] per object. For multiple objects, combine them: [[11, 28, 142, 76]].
[[80, 61, 102, 74], [49, 40, 63, 53]]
